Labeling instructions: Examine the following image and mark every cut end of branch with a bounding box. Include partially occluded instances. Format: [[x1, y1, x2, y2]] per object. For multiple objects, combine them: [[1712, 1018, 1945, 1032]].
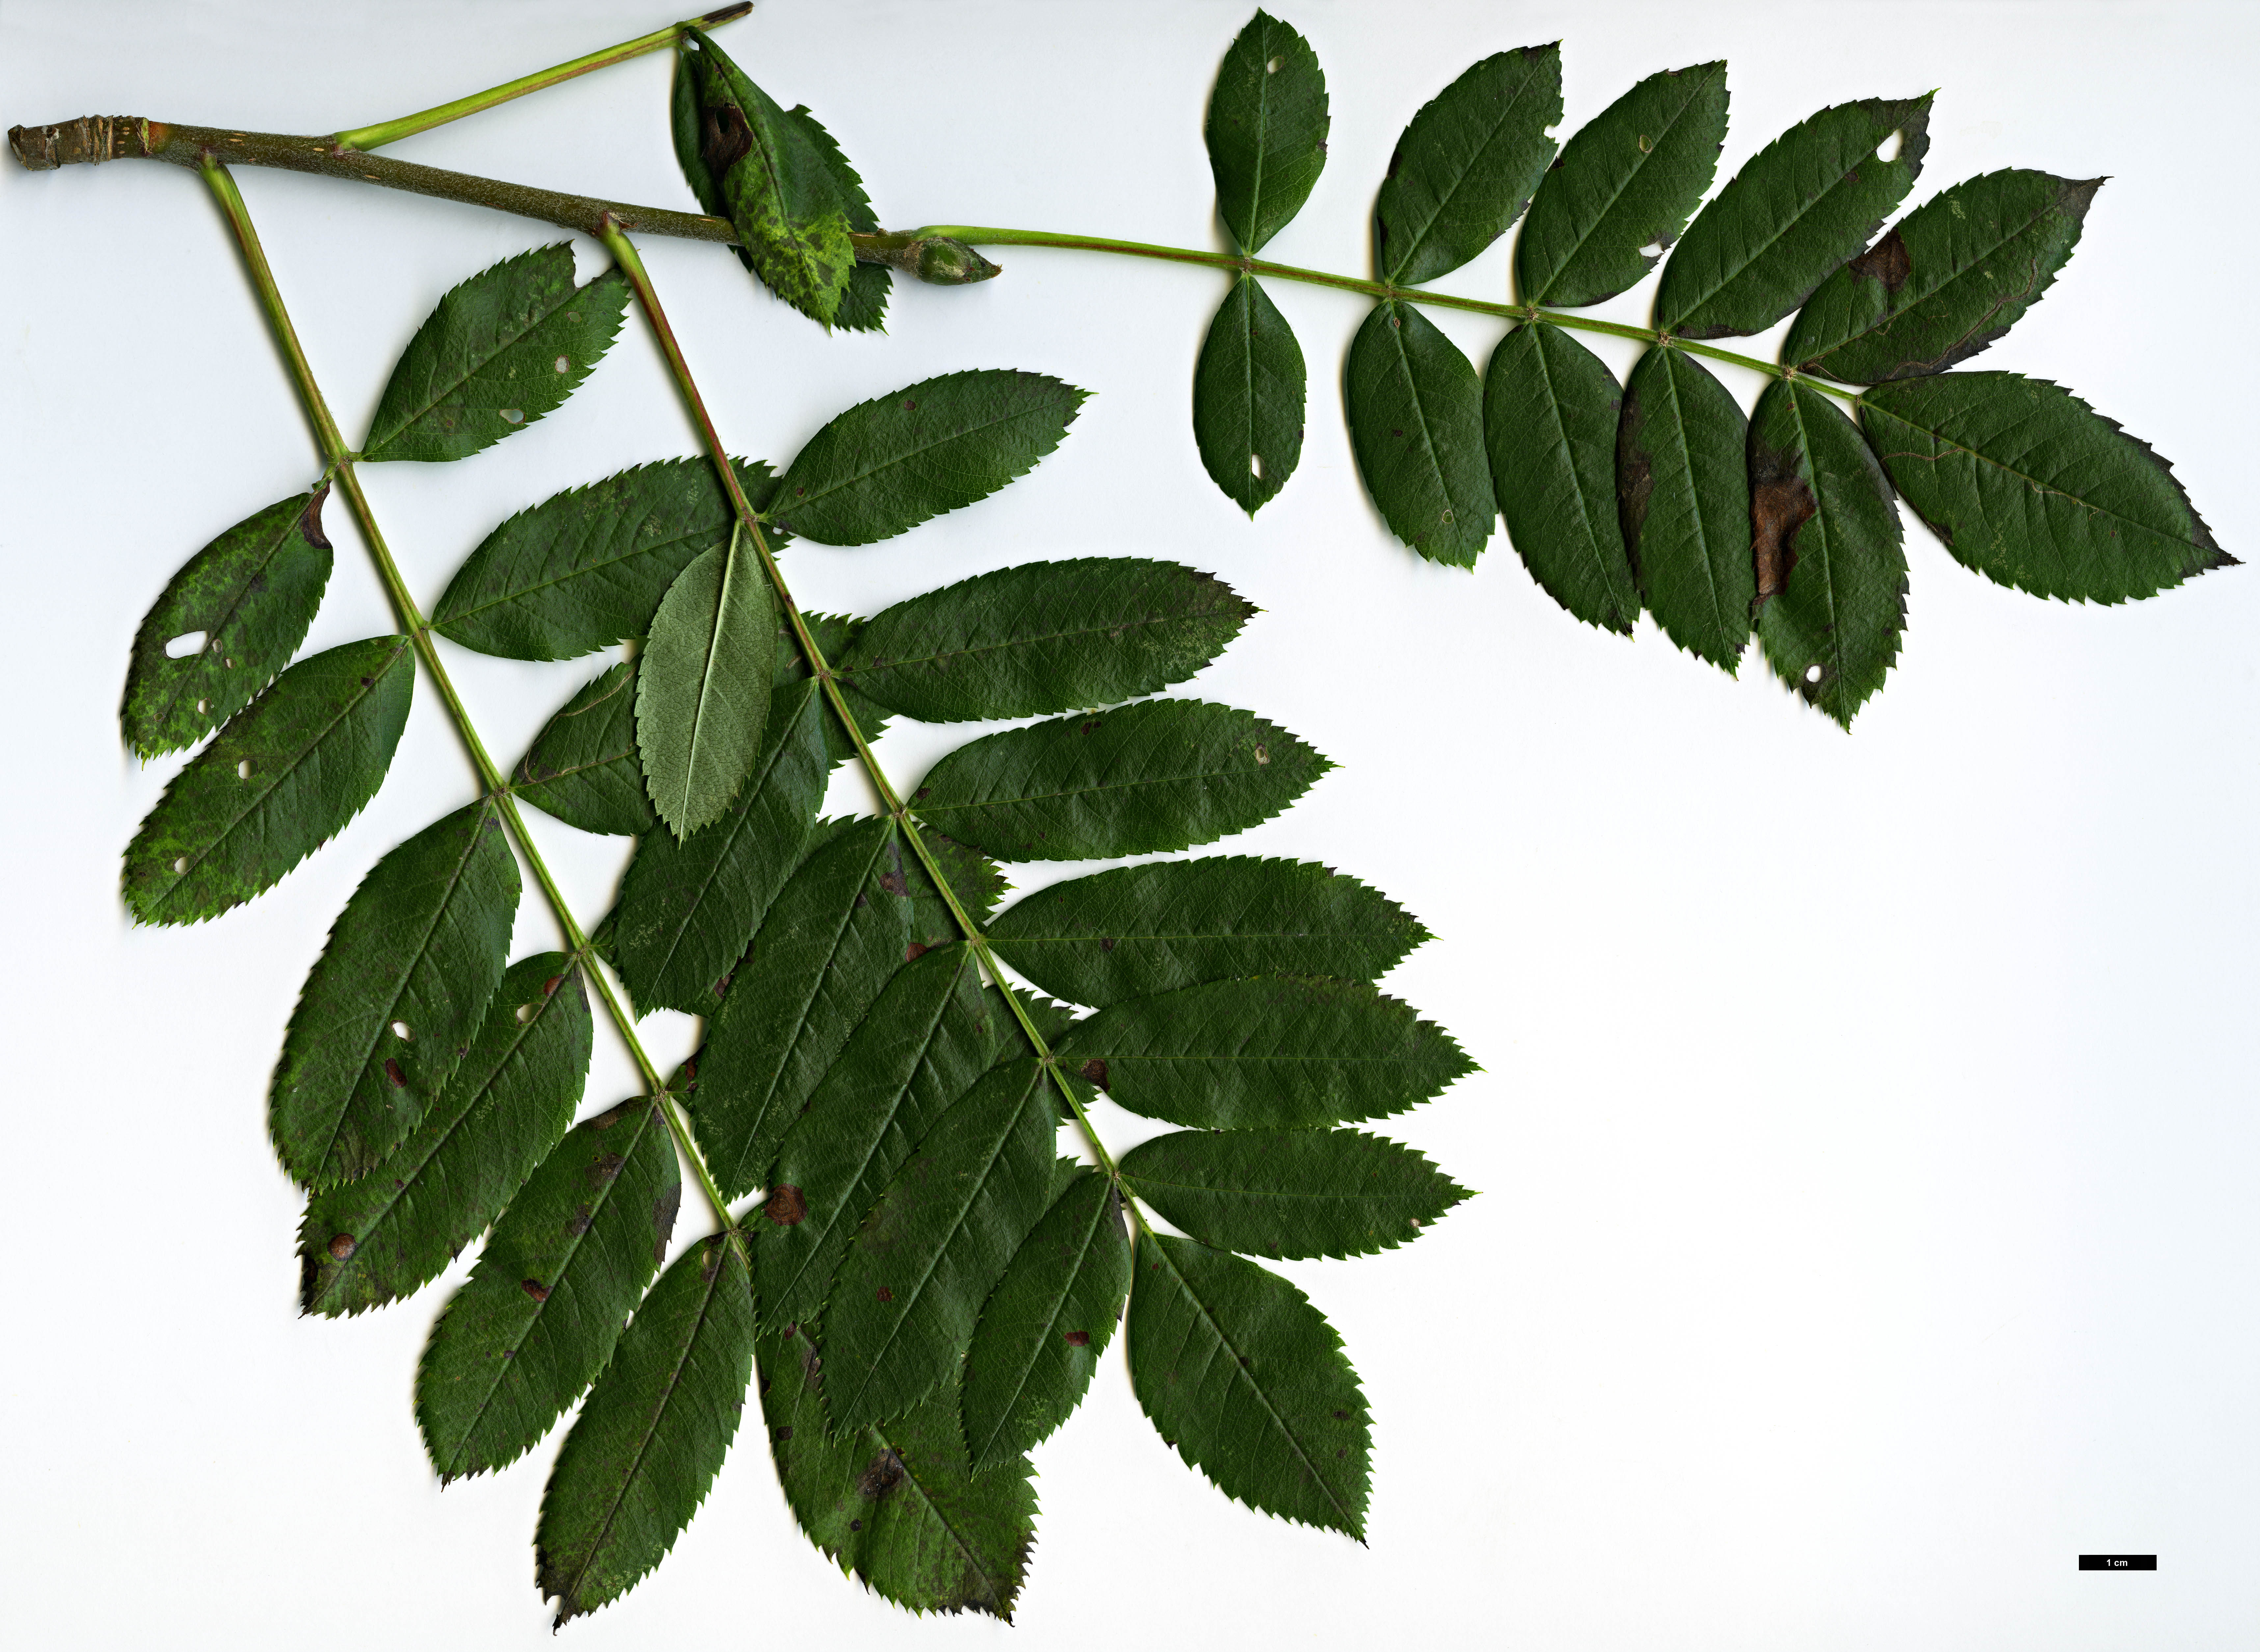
[[9, 115, 162, 170]]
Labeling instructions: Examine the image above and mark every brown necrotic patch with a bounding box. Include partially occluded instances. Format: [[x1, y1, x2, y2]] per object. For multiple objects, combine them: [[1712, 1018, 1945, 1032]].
[[1847, 227, 1911, 293], [767, 1184, 808, 1226], [1749, 444, 1816, 603]]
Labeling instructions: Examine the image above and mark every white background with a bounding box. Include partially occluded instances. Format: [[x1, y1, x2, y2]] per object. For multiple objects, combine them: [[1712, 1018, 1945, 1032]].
[[4, 1, 2256, 1646]]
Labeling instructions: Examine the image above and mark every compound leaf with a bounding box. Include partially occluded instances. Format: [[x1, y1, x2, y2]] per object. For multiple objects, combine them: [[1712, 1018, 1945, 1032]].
[[834, 558, 1253, 722], [122, 635, 412, 926], [911, 700, 1330, 862], [1516, 62, 1729, 308], [1375, 45, 1561, 286], [537, 1234, 754, 1627], [513, 664, 657, 838], [1058, 976, 1472, 1130], [1749, 377, 1907, 726], [1119, 1128, 1469, 1260], [416, 1098, 681, 1481], [609, 679, 827, 1013], [269, 798, 520, 1190], [1346, 301, 1495, 567], [1128, 1234, 1368, 1536], [1617, 345, 1752, 670], [637, 533, 778, 839], [1206, 9, 1329, 255], [1484, 322, 1640, 633], [362, 244, 627, 462], [1861, 372, 2231, 603], [759, 1325, 1034, 1619], [961, 1167, 1131, 1472], [430, 459, 778, 662], [766, 370, 1087, 546], [122, 488, 333, 758], [822, 1058, 1059, 1431], [299, 955, 591, 1318], [1193, 276, 1306, 515], [986, 857, 1428, 1008], [1657, 94, 1932, 339], [1786, 170, 2100, 384]]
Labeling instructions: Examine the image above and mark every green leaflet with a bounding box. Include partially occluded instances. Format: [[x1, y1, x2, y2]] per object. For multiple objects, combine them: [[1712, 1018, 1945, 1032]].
[[1128, 1234, 1369, 1536], [122, 635, 412, 925], [1193, 276, 1306, 516], [637, 533, 779, 839], [1861, 372, 2231, 604], [1119, 1128, 1470, 1260], [1516, 62, 1729, 308], [512, 664, 656, 838], [299, 955, 592, 1318], [1345, 301, 1496, 567], [1058, 975, 1473, 1130], [1617, 345, 1752, 670], [416, 1098, 681, 1481], [783, 102, 892, 333], [361, 244, 627, 462], [1485, 323, 1641, 634], [609, 679, 827, 1014], [269, 799, 521, 1190], [678, 29, 855, 326], [833, 558, 1254, 722], [537, 1235, 755, 1627], [429, 459, 779, 662], [1656, 94, 1932, 339], [1374, 46, 1561, 286], [910, 699, 1331, 862], [752, 955, 1003, 1329], [1749, 378, 1907, 726], [765, 370, 1088, 546], [1786, 171, 2099, 384], [1206, 10, 1329, 255], [758, 1325, 1034, 1619], [986, 856, 1428, 1009], [961, 1167, 1132, 1472], [690, 819, 968, 1201], [121, 488, 333, 758], [822, 1058, 1059, 1431]]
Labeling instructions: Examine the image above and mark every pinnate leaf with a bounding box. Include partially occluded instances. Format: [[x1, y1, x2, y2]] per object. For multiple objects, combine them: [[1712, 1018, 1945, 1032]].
[[834, 558, 1253, 723], [513, 664, 656, 838], [537, 1234, 754, 1627], [1193, 276, 1307, 516], [1120, 1128, 1469, 1260], [911, 700, 1330, 862], [758, 1325, 1034, 1619], [1617, 345, 1752, 670], [1206, 10, 1329, 255], [299, 955, 591, 1318], [1374, 45, 1561, 286], [1059, 976, 1472, 1130], [361, 244, 627, 462], [637, 534, 778, 839], [1657, 94, 1932, 339], [610, 679, 827, 1013], [1128, 1234, 1369, 1536], [1750, 378, 1907, 726], [1346, 301, 1495, 567], [122, 635, 412, 925], [821, 1058, 1059, 1430], [1485, 323, 1641, 633], [1786, 170, 2099, 384], [1516, 62, 1729, 308], [416, 1098, 681, 1480], [986, 856, 1427, 1008], [269, 799, 520, 1189], [961, 1167, 1131, 1472], [1861, 372, 2231, 603], [766, 370, 1087, 546], [122, 488, 333, 758]]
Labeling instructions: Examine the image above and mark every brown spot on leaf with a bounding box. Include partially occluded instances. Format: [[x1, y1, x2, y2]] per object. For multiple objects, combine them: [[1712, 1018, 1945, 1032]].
[[773, 1426, 794, 1442], [383, 1058, 407, 1089], [522, 1279, 551, 1303], [300, 484, 332, 549], [588, 1152, 625, 1186], [877, 871, 909, 897], [1749, 443, 1817, 603], [652, 1185, 681, 1260], [1332, 1409, 1349, 1420], [856, 1450, 906, 1500], [1079, 1058, 1109, 1089], [541, 974, 564, 997], [1616, 391, 1655, 556], [1847, 227, 1910, 293], [876, 1285, 895, 1302], [768, 1184, 808, 1226], [327, 1234, 356, 1261], [904, 941, 929, 963], [1065, 1330, 1090, 1347], [566, 1205, 593, 1236], [1099, 936, 1116, 952], [699, 100, 753, 174]]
